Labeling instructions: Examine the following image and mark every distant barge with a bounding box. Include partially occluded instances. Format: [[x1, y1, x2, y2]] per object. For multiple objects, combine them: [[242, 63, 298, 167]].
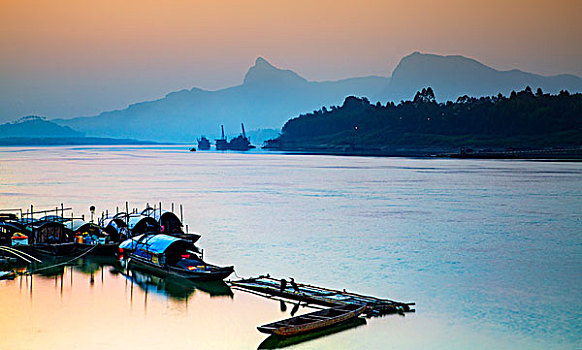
[[212, 123, 255, 151]]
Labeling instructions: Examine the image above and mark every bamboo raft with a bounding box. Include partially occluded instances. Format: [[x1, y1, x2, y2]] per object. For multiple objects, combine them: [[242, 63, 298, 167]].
[[229, 275, 415, 316]]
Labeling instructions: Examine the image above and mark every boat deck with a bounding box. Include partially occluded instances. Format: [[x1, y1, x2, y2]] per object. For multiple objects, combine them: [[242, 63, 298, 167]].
[[229, 274, 415, 316]]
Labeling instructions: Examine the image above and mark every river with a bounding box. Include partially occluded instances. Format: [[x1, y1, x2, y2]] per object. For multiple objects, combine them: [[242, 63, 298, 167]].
[[0, 146, 580, 349]]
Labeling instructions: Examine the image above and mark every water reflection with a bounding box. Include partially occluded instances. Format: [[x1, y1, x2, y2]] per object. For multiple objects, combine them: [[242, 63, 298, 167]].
[[14, 256, 233, 303], [258, 317, 367, 349], [113, 267, 233, 300]]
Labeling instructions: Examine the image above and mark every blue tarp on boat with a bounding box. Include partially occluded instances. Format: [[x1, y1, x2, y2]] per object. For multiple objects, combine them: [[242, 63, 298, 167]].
[[120, 234, 181, 254], [119, 234, 199, 254]]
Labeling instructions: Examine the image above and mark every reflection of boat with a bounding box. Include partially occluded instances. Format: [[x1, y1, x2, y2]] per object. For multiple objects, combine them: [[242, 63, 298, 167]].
[[0, 270, 16, 280], [117, 267, 233, 299], [120, 234, 234, 281], [258, 304, 366, 336], [258, 316, 367, 349]]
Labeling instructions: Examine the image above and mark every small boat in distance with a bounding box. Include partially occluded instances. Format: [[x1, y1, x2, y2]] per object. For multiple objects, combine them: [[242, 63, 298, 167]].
[[119, 234, 234, 281], [228, 123, 256, 151], [214, 124, 256, 151], [215, 125, 228, 151], [197, 136, 210, 150], [257, 304, 366, 336]]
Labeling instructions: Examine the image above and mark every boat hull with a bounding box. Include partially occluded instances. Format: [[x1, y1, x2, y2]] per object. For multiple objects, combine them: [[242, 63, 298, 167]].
[[7, 242, 118, 258], [127, 255, 234, 282], [257, 304, 366, 337]]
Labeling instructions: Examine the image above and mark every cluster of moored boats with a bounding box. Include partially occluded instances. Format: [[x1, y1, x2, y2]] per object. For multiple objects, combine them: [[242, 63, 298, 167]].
[[0, 203, 414, 344], [0, 203, 233, 282]]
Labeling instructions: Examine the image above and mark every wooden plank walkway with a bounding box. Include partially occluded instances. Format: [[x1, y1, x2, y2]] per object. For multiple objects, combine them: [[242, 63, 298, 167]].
[[228, 274, 415, 316]]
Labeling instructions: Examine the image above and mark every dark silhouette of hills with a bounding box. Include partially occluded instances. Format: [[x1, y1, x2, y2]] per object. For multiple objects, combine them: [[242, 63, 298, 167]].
[[0, 116, 83, 138], [265, 88, 582, 155], [0, 116, 157, 145], [48, 53, 582, 143]]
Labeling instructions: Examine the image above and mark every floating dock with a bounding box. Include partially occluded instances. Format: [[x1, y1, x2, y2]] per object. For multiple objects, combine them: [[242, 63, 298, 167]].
[[229, 274, 415, 316]]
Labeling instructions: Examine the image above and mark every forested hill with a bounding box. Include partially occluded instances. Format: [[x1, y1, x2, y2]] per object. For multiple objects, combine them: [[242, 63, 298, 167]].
[[266, 88, 582, 153]]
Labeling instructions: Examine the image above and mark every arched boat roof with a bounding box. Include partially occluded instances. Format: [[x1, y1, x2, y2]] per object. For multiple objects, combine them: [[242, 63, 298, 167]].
[[64, 219, 99, 233], [26, 220, 67, 229], [39, 215, 70, 223], [127, 215, 159, 230], [120, 234, 199, 254], [0, 222, 24, 232], [101, 217, 127, 228], [141, 208, 182, 226]]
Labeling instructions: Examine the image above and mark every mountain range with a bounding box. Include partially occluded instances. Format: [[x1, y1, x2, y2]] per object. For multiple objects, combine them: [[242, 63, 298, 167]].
[[6, 52, 582, 143]]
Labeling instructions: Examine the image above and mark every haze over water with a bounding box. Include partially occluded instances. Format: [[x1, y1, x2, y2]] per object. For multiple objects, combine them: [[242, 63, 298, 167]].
[[0, 146, 580, 349]]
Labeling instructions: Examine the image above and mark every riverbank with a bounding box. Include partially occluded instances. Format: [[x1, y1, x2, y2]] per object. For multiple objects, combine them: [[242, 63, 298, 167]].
[[265, 145, 582, 160]]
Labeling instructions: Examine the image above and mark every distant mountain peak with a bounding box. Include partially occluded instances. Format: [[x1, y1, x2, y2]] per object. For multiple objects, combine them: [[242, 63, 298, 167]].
[[397, 51, 491, 71], [244, 57, 307, 85], [386, 51, 582, 102], [254, 57, 274, 68], [12, 115, 45, 124], [0, 115, 83, 138]]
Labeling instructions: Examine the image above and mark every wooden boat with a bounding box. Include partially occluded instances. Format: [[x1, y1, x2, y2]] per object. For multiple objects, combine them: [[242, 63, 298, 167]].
[[257, 304, 366, 336], [258, 316, 366, 349], [120, 234, 234, 282]]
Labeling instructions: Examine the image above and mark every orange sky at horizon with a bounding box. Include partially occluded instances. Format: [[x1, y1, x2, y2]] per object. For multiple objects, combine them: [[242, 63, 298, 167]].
[[0, 0, 580, 120]]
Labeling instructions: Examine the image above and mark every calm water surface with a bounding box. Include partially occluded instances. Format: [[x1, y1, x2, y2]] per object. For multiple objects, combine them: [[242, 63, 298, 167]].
[[0, 146, 580, 349]]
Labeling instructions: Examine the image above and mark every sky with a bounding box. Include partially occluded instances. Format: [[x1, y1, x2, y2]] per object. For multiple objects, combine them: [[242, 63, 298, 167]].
[[1, 0, 580, 122]]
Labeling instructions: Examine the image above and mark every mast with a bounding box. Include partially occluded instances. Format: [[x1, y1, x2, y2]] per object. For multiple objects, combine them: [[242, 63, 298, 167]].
[[241, 123, 246, 138]]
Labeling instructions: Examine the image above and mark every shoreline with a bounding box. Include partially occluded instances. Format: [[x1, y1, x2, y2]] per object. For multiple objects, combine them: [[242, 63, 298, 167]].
[[264, 146, 582, 160]]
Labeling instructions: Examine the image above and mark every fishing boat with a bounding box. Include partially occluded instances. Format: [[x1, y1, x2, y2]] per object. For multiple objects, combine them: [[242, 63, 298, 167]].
[[257, 304, 366, 336], [140, 207, 201, 243], [227, 123, 256, 151], [215, 125, 228, 151], [197, 136, 211, 150], [258, 317, 367, 349], [119, 234, 234, 281]]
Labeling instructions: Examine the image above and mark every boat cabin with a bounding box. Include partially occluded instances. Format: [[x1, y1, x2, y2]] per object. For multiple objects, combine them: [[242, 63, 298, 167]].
[[26, 221, 73, 244], [141, 208, 184, 234], [64, 220, 105, 243], [0, 221, 26, 246], [101, 218, 128, 242], [127, 215, 161, 236], [120, 234, 200, 267]]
